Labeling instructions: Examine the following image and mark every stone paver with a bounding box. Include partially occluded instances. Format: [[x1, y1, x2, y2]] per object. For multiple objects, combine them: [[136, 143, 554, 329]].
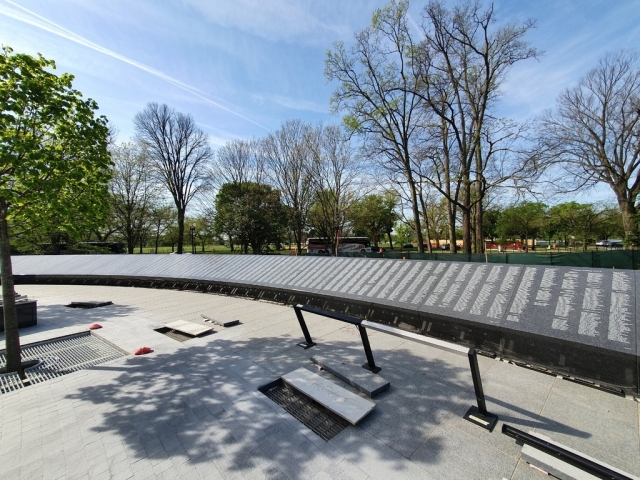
[[0, 284, 638, 480]]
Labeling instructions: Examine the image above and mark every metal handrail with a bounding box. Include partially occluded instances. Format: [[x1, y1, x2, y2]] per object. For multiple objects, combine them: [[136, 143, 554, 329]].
[[293, 304, 380, 373], [502, 424, 632, 480], [293, 304, 497, 430]]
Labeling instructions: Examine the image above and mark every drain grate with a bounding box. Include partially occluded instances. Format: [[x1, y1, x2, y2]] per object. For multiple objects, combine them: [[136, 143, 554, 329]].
[[0, 372, 24, 394], [260, 379, 350, 441], [0, 332, 124, 394], [154, 327, 197, 342]]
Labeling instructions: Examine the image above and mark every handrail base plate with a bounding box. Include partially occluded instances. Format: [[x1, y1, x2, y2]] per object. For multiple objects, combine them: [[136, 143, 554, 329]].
[[464, 406, 498, 432]]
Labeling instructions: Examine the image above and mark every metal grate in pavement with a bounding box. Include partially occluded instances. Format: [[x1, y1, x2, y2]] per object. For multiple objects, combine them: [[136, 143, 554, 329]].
[[0, 372, 24, 394], [260, 380, 350, 441], [0, 332, 124, 393]]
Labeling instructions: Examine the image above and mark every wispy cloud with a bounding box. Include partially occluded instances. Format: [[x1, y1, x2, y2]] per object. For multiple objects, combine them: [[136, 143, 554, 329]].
[[0, 0, 270, 131], [251, 93, 328, 114], [182, 0, 370, 46]]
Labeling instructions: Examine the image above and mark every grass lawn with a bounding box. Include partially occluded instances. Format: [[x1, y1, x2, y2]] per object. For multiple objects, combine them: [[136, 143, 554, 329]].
[[133, 245, 299, 255]]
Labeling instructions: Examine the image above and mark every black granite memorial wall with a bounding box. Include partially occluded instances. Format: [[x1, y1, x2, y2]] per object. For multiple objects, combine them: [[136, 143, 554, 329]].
[[9, 254, 639, 395]]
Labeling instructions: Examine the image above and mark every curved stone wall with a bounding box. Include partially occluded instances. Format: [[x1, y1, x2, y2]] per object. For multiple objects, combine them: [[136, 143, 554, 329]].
[[10, 254, 639, 394]]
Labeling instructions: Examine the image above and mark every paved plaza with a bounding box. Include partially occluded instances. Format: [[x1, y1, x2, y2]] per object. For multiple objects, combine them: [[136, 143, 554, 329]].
[[1, 284, 639, 479]]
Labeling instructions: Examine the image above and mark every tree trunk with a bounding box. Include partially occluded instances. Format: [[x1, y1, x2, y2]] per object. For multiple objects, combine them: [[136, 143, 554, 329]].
[[618, 196, 638, 246], [407, 179, 424, 252], [461, 178, 472, 254], [447, 199, 456, 255], [418, 194, 433, 253], [0, 200, 22, 376], [177, 209, 185, 253], [475, 150, 485, 254], [295, 222, 303, 256], [475, 201, 484, 254]]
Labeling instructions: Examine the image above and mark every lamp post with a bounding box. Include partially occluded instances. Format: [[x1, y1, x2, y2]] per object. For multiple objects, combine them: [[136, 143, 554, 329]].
[[190, 224, 196, 254]]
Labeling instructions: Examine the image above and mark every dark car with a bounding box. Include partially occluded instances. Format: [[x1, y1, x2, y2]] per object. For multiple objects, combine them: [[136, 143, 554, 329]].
[[368, 246, 385, 253], [441, 243, 461, 251], [402, 243, 413, 249]]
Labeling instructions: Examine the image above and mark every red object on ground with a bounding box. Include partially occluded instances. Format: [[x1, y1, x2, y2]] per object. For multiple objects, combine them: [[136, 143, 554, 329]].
[[89, 323, 102, 330], [134, 347, 152, 355]]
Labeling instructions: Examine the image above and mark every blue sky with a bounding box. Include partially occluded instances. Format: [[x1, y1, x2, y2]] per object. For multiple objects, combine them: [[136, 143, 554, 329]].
[[1, 0, 639, 208], [3, 0, 639, 148]]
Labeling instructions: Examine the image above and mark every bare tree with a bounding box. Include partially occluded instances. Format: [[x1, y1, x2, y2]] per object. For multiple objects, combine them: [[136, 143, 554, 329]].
[[109, 142, 157, 254], [413, 0, 539, 253], [149, 204, 175, 254], [210, 138, 266, 189], [307, 124, 362, 255], [134, 103, 213, 254], [539, 51, 640, 245], [261, 119, 315, 254], [325, 0, 428, 251]]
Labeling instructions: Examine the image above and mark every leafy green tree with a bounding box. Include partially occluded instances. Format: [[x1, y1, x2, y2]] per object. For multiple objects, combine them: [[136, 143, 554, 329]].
[[483, 207, 502, 243], [0, 47, 111, 374], [349, 194, 399, 246], [213, 182, 286, 254], [393, 222, 414, 246], [184, 216, 214, 253], [497, 202, 546, 250], [595, 207, 624, 242], [548, 202, 617, 251]]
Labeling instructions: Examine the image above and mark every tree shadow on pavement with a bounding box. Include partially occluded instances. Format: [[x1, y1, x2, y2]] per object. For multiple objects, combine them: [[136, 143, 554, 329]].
[[62, 331, 592, 479]]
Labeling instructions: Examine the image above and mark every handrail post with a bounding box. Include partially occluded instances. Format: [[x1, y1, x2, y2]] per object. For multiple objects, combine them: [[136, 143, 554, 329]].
[[468, 348, 487, 415], [462, 347, 498, 431], [294, 305, 316, 349], [357, 325, 381, 373]]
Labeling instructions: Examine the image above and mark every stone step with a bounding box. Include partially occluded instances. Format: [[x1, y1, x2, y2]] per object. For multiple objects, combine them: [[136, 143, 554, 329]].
[[164, 320, 213, 337], [281, 368, 375, 425], [311, 355, 389, 397]]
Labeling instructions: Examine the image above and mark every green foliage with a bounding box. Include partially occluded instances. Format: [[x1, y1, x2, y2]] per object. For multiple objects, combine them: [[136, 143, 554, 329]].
[[349, 194, 398, 245], [213, 182, 287, 254], [185, 216, 215, 252], [497, 202, 546, 245], [0, 45, 111, 374], [342, 115, 361, 133], [483, 207, 502, 242], [393, 222, 414, 245], [0, 46, 112, 237], [547, 202, 623, 251]]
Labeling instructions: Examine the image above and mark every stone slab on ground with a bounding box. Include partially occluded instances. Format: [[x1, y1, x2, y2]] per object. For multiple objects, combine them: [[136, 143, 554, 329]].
[[520, 431, 640, 480], [201, 314, 240, 327], [67, 300, 113, 308], [310, 354, 390, 397], [164, 319, 213, 337], [282, 367, 375, 425]]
